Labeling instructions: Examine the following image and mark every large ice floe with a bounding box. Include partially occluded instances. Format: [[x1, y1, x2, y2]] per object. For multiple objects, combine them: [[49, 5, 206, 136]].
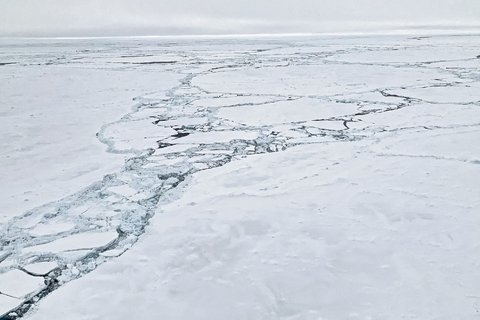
[[0, 34, 479, 319]]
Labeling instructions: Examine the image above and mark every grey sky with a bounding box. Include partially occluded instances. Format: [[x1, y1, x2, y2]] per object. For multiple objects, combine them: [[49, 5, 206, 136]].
[[1, 0, 479, 37]]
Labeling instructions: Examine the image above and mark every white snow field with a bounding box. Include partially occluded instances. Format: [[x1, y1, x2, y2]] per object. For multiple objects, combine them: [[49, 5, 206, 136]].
[[0, 34, 479, 319]]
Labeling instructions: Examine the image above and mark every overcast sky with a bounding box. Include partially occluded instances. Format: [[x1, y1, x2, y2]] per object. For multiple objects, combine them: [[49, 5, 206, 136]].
[[1, 0, 479, 37]]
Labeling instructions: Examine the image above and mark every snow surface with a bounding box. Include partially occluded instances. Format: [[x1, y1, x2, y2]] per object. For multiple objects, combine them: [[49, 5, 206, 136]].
[[0, 35, 479, 319]]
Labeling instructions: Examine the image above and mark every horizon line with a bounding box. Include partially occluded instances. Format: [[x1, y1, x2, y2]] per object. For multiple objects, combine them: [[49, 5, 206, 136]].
[[2, 29, 480, 41]]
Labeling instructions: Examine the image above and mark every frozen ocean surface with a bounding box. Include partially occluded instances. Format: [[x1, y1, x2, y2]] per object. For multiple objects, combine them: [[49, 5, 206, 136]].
[[0, 34, 479, 319]]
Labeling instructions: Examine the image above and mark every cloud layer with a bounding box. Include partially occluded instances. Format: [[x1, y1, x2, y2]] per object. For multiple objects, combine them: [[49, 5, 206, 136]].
[[1, 0, 479, 36]]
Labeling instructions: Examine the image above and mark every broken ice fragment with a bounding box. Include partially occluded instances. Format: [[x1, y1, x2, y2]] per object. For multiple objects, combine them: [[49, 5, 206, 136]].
[[24, 231, 118, 254], [0, 269, 45, 298]]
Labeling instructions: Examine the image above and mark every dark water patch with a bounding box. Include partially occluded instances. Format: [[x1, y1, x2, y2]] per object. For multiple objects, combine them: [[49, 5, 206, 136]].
[[157, 142, 174, 149], [171, 132, 190, 139]]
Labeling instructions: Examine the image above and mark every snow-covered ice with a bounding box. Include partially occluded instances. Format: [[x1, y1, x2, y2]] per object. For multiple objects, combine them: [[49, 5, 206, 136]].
[[0, 270, 45, 299], [0, 34, 479, 319], [22, 262, 58, 276]]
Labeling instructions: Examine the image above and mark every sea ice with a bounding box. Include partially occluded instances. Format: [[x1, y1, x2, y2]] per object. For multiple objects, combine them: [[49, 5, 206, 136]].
[[0, 34, 479, 319]]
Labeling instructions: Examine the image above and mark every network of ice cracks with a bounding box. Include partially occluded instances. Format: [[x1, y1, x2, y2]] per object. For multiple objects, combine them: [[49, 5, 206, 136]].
[[1, 35, 479, 318]]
